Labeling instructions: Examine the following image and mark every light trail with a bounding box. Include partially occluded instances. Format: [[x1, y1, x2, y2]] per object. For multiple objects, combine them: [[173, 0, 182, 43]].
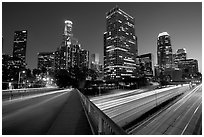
[[3, 88, 72, 106], [94, 85, 182, 111]]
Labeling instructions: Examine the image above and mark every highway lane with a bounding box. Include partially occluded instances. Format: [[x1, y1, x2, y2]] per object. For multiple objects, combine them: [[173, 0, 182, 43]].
[[2, 88, 73, 135], [92, 85, 183, 111], [90, 89, 146, 104], [90, 82, 159, 104], [91, 84, 189, 127], [130, 84, 202, 135]]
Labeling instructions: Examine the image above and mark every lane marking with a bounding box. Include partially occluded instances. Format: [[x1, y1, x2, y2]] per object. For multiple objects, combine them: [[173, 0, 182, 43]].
[[173, 85, 201, 112], [180, 98, 202, 135], [2, 89, 72, 106]]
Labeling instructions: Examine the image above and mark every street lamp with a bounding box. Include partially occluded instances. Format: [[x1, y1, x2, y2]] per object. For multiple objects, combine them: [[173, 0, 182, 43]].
[[18, 70, 26, 89]]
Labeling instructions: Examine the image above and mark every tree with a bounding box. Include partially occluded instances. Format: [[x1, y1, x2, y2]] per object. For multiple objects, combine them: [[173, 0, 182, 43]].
[[55, 69, 73, 88]]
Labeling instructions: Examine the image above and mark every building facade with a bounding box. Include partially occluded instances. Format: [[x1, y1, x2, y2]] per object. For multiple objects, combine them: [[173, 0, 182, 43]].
[[13, 30, 27, 69], [80, 49, 89, 68], [104, 6, 138, 81], [136, 53, 153, 78], [173, 48, 187, 65], [177, 59, 198, 78], [157, 32, 173, 69], [37, 52, 55, 73]]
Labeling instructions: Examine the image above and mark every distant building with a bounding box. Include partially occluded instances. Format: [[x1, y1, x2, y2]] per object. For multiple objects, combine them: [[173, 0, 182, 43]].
[[91, 53, 99, 64], [79, 49, 89, 68], [104, 6, 138, 81], [37, 52, 55, 73], [136, 53, 153, 78], [2, 53, 23, 83], [13, 30, 27, 69], [90, 53, 104, 80], [163, 67, 183, 81], [90, 53, 100, 71], [157, 32, 173, 69], [177, 59, 198, 78], [2, 54, 13, 82], [173, 48, 187, 65]]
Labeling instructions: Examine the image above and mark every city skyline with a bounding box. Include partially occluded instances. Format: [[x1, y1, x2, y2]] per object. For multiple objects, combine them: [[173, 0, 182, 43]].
[[2, 2, 202, 72]]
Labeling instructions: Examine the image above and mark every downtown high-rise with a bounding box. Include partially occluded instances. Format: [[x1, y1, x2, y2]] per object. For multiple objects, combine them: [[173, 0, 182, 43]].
[[104, 6, 138, 81], [55, 20, 89, 71], [157, 32, 173, 68], [13, 30, 27, 69]]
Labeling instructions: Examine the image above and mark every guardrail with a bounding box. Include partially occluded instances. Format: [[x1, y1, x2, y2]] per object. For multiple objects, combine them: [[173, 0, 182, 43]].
[[77, 89, 127, 135]]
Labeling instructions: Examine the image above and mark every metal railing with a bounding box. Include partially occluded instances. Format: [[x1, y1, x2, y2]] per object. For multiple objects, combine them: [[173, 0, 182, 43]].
[[77, 89, 127, 135]]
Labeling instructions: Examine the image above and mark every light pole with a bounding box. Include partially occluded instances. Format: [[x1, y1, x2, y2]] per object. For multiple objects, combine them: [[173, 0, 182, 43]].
[[18, 70, 25, 89]]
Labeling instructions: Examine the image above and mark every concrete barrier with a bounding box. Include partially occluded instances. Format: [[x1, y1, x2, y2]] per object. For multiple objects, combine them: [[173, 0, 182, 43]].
[[77, 89, 127, 135]]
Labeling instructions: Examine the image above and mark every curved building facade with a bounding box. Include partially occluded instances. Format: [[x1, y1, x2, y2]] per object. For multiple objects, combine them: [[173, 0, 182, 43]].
[[157, 32, 173, 68]]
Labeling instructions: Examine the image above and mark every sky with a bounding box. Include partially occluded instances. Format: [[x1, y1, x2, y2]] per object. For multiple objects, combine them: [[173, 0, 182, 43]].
[[2, 2, 202, 72]]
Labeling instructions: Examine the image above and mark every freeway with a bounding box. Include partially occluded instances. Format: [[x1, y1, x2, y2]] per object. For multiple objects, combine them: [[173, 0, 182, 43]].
[[129, 84, 202, 135], [90, 84, 190, 127], [2, 89, 73, 134]]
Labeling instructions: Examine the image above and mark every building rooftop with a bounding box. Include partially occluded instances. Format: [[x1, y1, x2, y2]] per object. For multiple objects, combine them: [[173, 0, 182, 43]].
[[158, 32, 170, 37]]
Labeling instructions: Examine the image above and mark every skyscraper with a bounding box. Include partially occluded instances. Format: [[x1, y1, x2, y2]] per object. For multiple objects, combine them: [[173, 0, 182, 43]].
[[13, 30, 27, 68], [104, 6, 138, 81], [55, 20, 89, 71], [157, 32, 173, 68]]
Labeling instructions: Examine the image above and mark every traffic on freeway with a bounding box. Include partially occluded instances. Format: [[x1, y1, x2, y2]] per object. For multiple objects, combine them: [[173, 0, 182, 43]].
[[129, 84, 202, 135]]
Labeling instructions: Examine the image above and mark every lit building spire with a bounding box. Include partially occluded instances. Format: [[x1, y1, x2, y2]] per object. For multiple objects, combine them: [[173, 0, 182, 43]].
[[64, 20, 73, 39]]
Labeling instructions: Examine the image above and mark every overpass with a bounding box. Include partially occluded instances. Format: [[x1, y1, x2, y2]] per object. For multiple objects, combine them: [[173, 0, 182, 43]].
[[2, 88, 126, 135]]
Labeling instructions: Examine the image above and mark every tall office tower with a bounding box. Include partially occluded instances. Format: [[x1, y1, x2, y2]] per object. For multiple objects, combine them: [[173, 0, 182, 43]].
[[55, 20, 90, 71], [104, 6, 138, 81], [55, 20, 77, 70], [157, 32, 173, 68], [37, 52, 55, 73], [62, 20, 78, 46], [13, 30, 27, 68]]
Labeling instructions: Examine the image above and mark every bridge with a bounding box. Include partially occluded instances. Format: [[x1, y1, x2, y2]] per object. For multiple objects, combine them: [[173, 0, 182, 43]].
[[2, 84, 202, 135], [2, 88, 126, 135]]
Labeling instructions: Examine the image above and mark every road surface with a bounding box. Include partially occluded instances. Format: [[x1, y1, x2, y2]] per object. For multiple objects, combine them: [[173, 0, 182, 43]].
[[2, 89, 73, 134]]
